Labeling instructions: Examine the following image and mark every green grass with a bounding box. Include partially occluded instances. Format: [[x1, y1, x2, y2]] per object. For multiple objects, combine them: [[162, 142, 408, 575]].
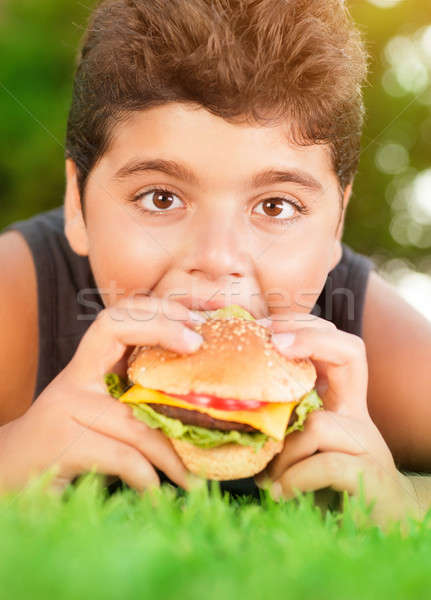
[[1, 471, 431, 600]]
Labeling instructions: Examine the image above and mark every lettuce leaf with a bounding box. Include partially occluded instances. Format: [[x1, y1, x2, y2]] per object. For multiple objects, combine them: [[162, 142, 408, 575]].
[[285, 389, 322, 435], [104, 373, 131, 399], [208, 305, 255, 321], [130, 402, 268, 451]]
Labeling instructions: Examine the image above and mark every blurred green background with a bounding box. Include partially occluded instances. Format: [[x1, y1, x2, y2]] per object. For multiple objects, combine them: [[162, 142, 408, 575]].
[[0, 0, 430, 316]]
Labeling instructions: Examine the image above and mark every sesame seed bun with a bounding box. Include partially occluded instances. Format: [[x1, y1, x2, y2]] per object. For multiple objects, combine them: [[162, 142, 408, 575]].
[[126, 317, 317, 481], [128, 318, 316, 403]]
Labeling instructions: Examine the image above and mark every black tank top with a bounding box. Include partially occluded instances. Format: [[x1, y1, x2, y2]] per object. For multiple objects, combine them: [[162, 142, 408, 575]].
[[2, 204, 375, 496]]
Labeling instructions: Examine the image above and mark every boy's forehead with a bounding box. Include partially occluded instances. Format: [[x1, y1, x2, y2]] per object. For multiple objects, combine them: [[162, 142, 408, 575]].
[[101, 102, 336, 188]]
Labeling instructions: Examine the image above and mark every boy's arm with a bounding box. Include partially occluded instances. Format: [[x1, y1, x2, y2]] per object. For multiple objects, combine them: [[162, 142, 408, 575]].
[[363, 271, 431, 472], [0, 232, 38, 425]]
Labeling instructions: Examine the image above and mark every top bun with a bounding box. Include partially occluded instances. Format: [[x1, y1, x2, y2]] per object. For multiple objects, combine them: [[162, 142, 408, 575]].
[[127, 317, 316, 403]]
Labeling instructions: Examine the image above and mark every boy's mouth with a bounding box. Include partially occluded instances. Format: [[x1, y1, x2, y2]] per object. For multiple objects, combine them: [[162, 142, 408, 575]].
[[175, 296, 260, 319]]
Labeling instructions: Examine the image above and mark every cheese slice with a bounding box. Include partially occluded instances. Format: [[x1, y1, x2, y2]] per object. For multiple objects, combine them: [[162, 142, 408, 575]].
[[119, 384, 297, 441]]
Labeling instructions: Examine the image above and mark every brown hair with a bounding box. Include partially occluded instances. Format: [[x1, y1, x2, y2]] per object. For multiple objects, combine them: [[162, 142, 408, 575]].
[[65, 0, 368, 201]]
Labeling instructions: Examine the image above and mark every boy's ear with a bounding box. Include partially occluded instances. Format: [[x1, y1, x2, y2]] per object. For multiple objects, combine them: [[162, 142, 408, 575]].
[[64, 158, 89, 256], [330, 181, 352, 271]]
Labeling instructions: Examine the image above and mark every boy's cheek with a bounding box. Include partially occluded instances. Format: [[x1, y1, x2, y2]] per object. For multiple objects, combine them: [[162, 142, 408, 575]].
[[87, 239, 173, 308], [258, 250, 333, 314]]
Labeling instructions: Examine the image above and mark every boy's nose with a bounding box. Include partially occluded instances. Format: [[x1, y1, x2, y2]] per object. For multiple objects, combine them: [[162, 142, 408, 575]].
[[180, 216, 251, 282]]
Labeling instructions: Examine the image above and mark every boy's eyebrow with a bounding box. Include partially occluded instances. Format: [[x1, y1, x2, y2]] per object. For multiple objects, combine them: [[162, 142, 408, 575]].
[[113, 157, 323, 192]]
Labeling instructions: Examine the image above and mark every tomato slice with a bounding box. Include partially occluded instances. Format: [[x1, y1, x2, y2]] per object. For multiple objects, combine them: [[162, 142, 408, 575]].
[[160, 390, 268, 411]]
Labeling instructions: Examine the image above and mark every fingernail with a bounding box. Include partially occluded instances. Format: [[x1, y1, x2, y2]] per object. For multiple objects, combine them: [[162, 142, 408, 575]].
[[255, 473, 271, 489], [183, 327, 204, 351], [189, 310, 207, 323], [256, 317, 272, 328], [254, 469, 268, 488], [271, 332, 295, 352], [186, 473, 207, 490], [271, 481, 282, 501]]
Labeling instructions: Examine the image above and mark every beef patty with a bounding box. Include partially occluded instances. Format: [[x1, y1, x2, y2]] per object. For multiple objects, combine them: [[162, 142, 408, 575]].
[[147, 403, 298, 433]]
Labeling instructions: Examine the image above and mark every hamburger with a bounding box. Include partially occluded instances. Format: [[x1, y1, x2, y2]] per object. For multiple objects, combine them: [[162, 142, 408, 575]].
[[105, 304, 322, 480]]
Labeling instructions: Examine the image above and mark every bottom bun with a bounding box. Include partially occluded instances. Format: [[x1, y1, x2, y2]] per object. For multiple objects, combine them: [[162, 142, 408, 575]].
[[171, 437, 283, 481]]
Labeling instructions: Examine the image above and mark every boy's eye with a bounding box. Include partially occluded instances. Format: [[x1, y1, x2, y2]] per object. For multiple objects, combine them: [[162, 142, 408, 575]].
[[131, 188, 306, 221], [134, 187, 184, 213], [252, 198, 300, 220]]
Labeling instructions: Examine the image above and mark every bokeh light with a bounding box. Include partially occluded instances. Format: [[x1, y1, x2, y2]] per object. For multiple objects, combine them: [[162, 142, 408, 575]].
[[366, 0, 404, 8], [387, 169, 431, 249], [377, 258, 431, 321], [382, 28, 431, 99], [375, 142, 409, 174], [410, 169, 431, 225], [396, 270, 431, 322], [371, 10, 431, 320]]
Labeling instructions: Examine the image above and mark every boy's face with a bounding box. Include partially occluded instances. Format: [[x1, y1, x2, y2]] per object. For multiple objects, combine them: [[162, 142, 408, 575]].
[[65, 102, 350, 320]]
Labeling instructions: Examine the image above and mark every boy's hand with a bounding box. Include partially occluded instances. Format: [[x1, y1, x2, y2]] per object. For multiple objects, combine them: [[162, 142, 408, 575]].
[[255, 312, 422, 528], [0, 297, 205, 494]]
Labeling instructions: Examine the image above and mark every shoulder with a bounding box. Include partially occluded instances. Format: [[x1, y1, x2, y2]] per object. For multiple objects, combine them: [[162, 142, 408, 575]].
[[363, 269, 431, 469], [0, 205, 100, 409], [363, 269, 431, 353], [0, 230, 38, 424]]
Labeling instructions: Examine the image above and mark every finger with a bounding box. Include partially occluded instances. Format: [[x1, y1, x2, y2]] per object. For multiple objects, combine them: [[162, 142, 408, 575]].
[[270, 326, 368, 415], [70, 392, 192, 490], [256, 313, 337, 400], [273, 452, 364, 500], [60, 427, 160, 491], [59, 425, 160, 493], [257, 312, 336, 331], [273, 454, 419, 529], [265, 410, 368, 481], [67, 306, 204, 388], [116, 295, 206, 328], [110, 305, 204, 377]]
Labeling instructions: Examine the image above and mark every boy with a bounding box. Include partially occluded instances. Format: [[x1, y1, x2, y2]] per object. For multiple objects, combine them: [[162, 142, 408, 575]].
[[0, 0, 430, 528]]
